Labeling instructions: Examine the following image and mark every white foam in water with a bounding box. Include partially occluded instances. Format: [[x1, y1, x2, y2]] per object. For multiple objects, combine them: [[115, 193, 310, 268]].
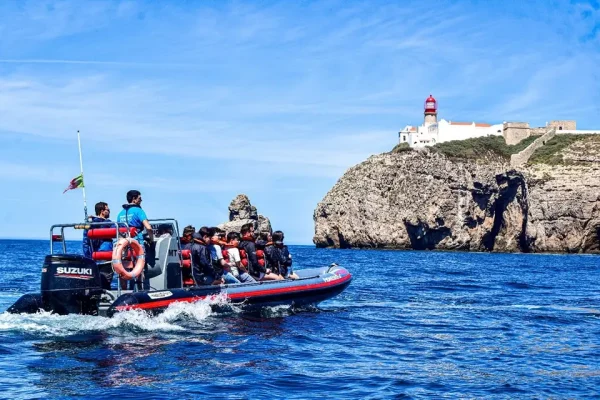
[[0, 293, 232, 336]]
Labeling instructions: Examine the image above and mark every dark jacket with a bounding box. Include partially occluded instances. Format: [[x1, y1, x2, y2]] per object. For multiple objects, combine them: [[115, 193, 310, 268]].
[[264, 244, 293, 276], [240, 238, 265, 277], [183, 241, 215, 283], [82, 216, 113, 259]]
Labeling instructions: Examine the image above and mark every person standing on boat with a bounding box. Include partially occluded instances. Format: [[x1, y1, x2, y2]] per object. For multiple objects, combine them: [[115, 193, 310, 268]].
[[116, 190, 154, 289], [82, 201, 114, 289]]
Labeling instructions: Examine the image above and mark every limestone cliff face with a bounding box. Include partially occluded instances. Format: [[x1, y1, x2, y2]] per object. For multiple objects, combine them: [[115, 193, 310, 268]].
[[313, 149, 600, 253]]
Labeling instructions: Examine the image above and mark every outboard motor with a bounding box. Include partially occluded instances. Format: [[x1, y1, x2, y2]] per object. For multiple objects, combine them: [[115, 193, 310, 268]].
[[8, 254, 103, 315], [40, 254, 103, 315]]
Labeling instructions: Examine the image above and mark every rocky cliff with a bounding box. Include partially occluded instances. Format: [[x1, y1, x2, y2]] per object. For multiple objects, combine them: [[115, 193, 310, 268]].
[[313, 137, 600, 253]]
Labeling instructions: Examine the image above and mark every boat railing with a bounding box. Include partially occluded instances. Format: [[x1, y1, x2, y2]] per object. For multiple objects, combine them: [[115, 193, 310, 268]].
[[49, 221, 132, 255]]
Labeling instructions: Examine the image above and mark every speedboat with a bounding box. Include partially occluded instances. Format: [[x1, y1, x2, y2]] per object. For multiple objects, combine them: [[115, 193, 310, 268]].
[[6, 220, 352, 317]]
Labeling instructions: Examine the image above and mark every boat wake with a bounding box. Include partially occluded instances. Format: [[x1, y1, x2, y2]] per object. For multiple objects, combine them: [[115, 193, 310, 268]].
[[0, 293, 233, 336]]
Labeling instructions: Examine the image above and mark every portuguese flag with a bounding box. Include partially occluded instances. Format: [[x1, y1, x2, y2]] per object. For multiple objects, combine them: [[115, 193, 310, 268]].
[[63, 174, 84, 193]]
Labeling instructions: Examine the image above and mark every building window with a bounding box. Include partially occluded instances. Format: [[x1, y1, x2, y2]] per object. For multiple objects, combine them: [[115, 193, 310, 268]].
[[403, 135, 406, 141], [559, 127, 563, 130]]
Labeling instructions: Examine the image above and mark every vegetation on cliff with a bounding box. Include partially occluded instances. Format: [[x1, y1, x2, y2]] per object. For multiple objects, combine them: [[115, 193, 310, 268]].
[[431, 135, 539, 162], [389, 142, 412, 153], [528, 134, 595, 165]]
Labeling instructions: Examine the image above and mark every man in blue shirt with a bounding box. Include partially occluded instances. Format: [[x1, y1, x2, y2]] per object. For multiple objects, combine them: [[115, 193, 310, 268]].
[[116, 190, 154, 289], [116, 190, 153, 244]]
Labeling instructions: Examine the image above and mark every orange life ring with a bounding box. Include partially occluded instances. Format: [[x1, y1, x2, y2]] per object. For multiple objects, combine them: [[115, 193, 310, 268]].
[[112, 237, 145, 280]]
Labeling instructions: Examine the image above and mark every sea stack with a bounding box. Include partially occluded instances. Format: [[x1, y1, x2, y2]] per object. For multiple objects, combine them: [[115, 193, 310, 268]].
[[218, 194, 272, 235]]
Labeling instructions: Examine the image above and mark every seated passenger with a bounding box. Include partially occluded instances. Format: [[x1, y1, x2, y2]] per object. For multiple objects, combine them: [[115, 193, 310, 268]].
[[255, 232, 271, 251], [193, 226, 209, 245], [82, 201, 114, 289], [225, 232, 256, 284], [157, 224, 173, 238], [209, 227, 240, 285], [181, 226, 214, 285], [196, 227, 218, 285], [82, 201, 113, 258], [239, 223, 282, 281], [265, 230, 299, 280]]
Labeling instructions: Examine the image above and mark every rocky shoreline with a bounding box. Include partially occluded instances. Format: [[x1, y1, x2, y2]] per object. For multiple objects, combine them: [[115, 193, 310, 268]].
[[313, 140, 600, 253]]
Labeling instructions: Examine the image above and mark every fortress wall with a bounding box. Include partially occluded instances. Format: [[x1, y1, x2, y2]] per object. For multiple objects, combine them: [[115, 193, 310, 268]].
[[503, 122, 530, 145], [510, 128, 556, 167], [548, 120, 576, 130]]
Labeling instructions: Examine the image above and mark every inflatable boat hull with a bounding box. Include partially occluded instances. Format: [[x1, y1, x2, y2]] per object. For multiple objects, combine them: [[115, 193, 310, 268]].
[[107, 265, 351, 316]]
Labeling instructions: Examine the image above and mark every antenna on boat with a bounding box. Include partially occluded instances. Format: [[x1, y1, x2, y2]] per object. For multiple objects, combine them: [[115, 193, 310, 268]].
[[77, 130, 88, 220]]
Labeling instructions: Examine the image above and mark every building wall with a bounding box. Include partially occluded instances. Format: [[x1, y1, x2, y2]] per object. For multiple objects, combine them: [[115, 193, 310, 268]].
[[503, 122, 531, 145], [548, 120, 576, 131], [437, 121, 502, 143]]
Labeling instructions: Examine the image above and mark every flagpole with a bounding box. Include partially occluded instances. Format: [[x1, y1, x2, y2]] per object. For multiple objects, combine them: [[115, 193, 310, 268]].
[[77, 130, 88, 220]]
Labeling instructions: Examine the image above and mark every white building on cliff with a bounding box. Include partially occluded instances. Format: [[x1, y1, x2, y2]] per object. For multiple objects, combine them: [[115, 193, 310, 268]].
[[399, 95, 503, 148]]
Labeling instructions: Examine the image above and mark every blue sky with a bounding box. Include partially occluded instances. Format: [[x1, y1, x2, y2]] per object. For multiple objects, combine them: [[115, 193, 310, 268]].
[[0, 0, 598, 243]]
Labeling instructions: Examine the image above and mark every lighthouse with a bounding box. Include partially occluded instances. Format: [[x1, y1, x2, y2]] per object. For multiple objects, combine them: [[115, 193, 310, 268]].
[[424, 94, 437, 125]]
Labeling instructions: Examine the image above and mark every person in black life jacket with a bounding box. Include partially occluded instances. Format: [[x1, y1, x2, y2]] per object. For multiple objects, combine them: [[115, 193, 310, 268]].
[[239, 223, 282, 281]]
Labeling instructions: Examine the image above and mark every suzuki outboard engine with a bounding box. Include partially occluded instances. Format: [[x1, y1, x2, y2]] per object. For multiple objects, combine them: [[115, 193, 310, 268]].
[[8, 255, 103, 315]]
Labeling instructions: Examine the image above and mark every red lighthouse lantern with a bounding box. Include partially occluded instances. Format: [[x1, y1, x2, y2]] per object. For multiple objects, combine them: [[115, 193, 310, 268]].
[[424, 94, 437, 114]]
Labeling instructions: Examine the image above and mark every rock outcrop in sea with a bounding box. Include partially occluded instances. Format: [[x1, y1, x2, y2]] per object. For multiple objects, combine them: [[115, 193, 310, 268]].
[[218, 194, 272, 234], [313, 137, 600, 253]]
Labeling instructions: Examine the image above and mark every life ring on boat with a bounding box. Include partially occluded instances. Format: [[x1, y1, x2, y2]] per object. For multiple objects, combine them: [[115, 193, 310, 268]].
[[112, 237, 145, 280]]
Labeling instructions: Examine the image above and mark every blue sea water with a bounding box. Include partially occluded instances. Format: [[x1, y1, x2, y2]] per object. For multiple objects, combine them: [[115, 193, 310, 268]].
[[0, 239, 599, 399]]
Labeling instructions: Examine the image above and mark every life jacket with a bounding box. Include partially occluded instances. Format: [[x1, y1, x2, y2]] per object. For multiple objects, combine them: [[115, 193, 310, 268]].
[[239, 248, 266, 268], [221, 244, 237, 262]]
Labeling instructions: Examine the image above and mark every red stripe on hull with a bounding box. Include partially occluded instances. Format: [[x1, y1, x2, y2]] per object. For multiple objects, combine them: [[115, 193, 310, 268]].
[[116, 274, 351, 312]]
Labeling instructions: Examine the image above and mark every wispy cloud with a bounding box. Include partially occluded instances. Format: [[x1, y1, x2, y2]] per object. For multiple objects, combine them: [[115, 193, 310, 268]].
[[0, 0, 598, 241]]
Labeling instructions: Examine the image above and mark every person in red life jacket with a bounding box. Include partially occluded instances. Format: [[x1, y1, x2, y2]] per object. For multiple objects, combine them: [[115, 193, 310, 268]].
[[180, 225, 198, 284], [255, 232, 271, 251], [195, 227, 219, 285], [239, 223, 282, 281], [180, 226, 215, 286], [224, 232, 256, 283], [209, 227, 240, 285]]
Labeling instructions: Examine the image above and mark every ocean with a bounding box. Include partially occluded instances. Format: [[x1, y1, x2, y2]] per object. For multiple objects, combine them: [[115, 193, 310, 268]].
[[0, 239, 599, 399]]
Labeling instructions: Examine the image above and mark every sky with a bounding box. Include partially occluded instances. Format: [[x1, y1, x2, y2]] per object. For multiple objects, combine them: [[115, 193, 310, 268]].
[[0, 0, 598, 243]]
